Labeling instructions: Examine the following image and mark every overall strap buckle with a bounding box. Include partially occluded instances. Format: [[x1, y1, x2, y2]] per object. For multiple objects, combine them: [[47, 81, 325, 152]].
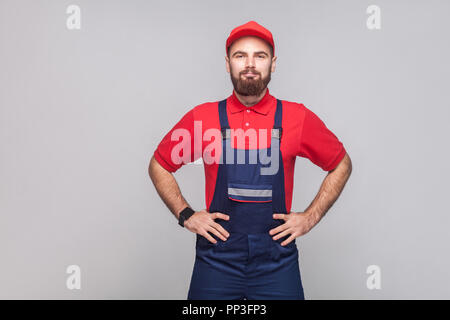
[[271, 127, 283, 140], [221, 127, 231, 140]]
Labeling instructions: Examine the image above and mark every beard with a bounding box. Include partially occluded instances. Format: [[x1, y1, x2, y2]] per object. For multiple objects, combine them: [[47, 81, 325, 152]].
[[230, 65, 272, 96]]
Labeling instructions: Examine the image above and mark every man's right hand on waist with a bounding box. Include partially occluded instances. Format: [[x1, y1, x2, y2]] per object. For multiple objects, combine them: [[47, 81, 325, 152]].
[[184, 209, 230, 244]]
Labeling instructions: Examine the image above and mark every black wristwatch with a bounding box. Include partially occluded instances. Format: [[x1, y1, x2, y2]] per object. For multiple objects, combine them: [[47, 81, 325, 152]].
[[178, 207, 195, 227]]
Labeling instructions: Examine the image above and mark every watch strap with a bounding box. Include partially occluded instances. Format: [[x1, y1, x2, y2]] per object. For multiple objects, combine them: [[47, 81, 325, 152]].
[[178, 207, 195, 227]]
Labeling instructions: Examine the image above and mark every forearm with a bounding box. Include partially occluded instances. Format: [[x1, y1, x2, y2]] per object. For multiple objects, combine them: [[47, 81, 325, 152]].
[[304, 153, 352, 223], [148, 155, 191, 220]]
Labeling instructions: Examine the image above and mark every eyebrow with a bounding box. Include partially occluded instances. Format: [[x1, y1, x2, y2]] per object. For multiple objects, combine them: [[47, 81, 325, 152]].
[[232, 51, 269, 57]]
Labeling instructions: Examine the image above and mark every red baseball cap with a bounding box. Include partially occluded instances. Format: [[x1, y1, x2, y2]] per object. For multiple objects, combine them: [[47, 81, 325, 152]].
[[226, 20, 275, 56]]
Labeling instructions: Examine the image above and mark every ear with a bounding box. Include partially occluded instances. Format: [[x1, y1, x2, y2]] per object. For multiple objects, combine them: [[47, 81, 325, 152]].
[[271, 56, 277, 73], [225, 55, 230, 73]]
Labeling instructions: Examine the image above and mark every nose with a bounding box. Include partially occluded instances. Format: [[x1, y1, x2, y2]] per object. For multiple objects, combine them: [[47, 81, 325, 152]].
[[245, 56, 256, 68]]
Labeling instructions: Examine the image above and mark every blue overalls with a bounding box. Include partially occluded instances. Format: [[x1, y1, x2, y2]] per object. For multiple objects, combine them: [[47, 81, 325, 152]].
[[187, 99, 305, 300]]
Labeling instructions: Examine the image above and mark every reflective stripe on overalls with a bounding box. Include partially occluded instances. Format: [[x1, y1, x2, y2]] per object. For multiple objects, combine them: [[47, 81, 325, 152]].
[[187, 99, 305, 300]]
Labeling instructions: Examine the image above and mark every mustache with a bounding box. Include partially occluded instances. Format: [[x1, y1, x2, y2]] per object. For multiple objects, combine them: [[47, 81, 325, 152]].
[[241, 70, 260, 75]]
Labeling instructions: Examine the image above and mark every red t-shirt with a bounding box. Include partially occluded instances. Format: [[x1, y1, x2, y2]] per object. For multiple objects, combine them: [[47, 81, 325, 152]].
[[153, 88, 346, 213]]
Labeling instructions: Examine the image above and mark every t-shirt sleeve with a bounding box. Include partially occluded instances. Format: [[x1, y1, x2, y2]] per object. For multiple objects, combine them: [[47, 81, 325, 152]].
[[298, 107, 346, 171], [153, 108, 198, 173]]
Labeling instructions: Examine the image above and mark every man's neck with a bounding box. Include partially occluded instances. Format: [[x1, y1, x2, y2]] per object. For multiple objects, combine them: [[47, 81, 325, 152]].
[[234, 88, 267, 107]]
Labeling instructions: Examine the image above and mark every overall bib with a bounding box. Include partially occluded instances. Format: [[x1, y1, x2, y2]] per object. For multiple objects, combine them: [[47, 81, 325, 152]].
[[187, 99, 304, 300]]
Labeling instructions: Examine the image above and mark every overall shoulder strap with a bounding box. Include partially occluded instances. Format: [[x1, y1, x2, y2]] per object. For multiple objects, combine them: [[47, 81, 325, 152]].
[[272, 99, 283, 140], [218, 99, 230, 139]]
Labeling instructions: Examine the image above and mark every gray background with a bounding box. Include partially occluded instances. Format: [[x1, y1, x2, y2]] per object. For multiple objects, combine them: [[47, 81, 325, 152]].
[[1, 0, 449, 299]]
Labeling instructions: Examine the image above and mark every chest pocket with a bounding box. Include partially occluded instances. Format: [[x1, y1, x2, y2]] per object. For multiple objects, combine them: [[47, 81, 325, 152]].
[[222, 128, 281, 203], [228, 182, 273, 202]]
